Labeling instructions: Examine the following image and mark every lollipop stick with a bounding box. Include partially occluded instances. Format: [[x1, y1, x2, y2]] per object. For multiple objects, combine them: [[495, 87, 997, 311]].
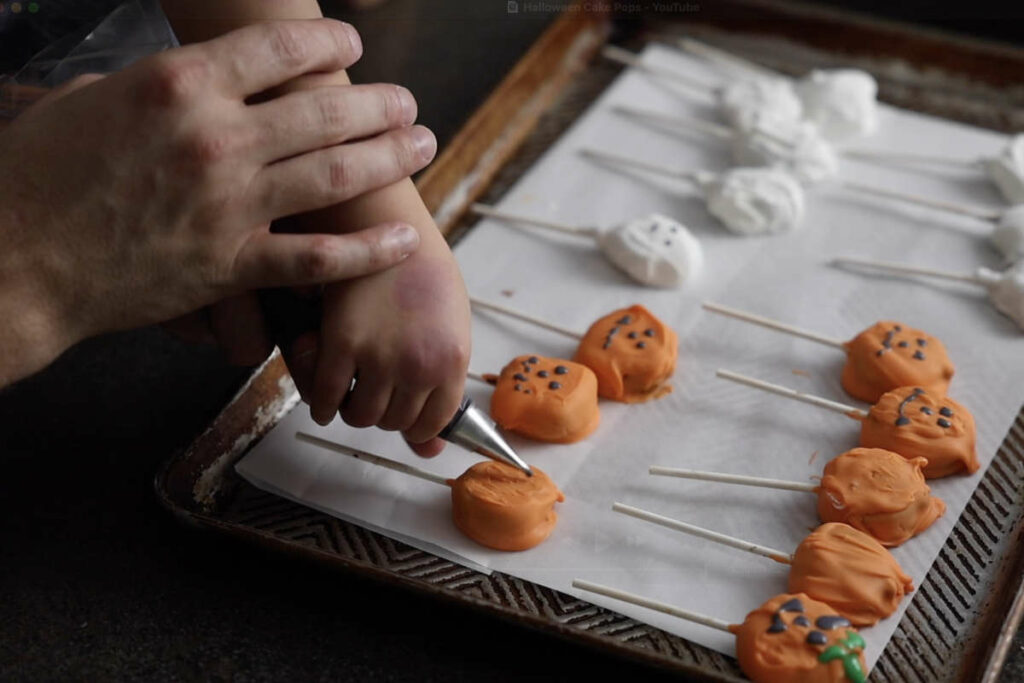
[[571, 579, 733, 633], [716, 369, 868, 419], [295, 432, 451, 487], [470, 204, 600, 239], [649, 466, 817, 493], [470, 298, 582, 340], [612, 105, 733, 140], [466, 371, 495, 385], [675, 37, 777, 80], [832, 257, 985, 285], [613, 502, 794, 563], [702, 301, 847, 349], [579, 147, 700, 185], [840, 180, 1001, 221], [601, 45, 713, 95], [843, 149, 979, 170]]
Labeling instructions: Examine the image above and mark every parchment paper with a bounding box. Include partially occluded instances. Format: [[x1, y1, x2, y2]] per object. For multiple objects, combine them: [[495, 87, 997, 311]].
[[237, 45, 1024, 665]]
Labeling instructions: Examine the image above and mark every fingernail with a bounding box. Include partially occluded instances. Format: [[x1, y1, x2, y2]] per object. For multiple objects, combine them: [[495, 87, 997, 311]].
[[382, 223, 420, 257], [411, 126, 437, 164], [342, 22, 362, 57], [396, 86, 416, 126]]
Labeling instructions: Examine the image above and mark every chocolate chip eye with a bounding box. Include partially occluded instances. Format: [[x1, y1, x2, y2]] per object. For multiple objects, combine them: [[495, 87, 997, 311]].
[[548, 381, 561, 390], [896, 417, 911, 426], [636, 341, 646, 349], [920, 406, 932, 415], [513, 373, 527, 382], [664, 240, 672, 247], [913, 350, 926, 360], [628, 331, 638, 339], [527, 356, 539, 364], [898, 341, 909, 348], [644, 329, 655, 337], [939, 406, 953, 417], [554, 366, 568, 375], [514, 384, 522, 391], [537, 370, 549, 378], [794, 616, 810, 627], [917, 338, 927, 347], [894, 325, 903, 331], [806, 631, 828, 645], [937, 418, 952, 428], [616, 315, 633, 325]]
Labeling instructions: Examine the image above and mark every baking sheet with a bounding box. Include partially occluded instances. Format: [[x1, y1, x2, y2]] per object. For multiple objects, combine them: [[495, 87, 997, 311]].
[[236, 44, 1024, 666]]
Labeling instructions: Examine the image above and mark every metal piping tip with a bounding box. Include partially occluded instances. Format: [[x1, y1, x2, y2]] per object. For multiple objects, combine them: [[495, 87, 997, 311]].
[[440, 398, 533, 476]]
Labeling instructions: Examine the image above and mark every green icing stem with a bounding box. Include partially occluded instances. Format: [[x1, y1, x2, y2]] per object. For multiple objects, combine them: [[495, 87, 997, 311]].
[[818, 630, 866, 683]]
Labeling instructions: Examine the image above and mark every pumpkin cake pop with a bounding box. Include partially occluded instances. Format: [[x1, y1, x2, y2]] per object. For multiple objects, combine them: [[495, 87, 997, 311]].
[[573, 581, 869, 683], [704, 302, 954, 403], [471, 300, 679, 403], [716, 370, 979, 479], [489, 355, 600, 443], [449, 461, 565, 551], [573, 304, 679, 403], [295, 434, 563, 552], [613, 503, 913, 626], [650, 446, 946, 546]]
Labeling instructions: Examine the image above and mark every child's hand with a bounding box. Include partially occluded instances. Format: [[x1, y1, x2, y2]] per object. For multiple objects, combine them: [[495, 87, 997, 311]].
[[308, 236, 471, 454]]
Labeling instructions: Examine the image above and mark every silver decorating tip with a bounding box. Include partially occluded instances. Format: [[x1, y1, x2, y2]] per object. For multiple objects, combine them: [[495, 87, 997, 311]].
[[440, 397, 533, 476]]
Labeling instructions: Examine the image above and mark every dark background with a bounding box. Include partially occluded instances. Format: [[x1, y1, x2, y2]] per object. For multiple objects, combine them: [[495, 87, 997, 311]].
[[2, 1, 1022, 680]]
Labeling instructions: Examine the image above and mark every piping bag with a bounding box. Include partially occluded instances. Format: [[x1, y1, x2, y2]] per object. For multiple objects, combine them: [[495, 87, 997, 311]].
[[258, 288, 532, 476]]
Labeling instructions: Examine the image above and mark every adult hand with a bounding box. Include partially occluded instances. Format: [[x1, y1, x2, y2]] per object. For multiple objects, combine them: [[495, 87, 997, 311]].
[[0, 19, 439, 386]]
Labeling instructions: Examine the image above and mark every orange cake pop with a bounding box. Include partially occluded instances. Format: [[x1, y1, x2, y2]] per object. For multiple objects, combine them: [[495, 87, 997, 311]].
[[574, 578, 869, 683], [703, 303, 954, 404], [732, 593, 868, 683], [841, 321, 954, 403], [788, 523, 913, 626], [573, 304, 678, 403], [489, 355, 600, 443], [817, 448, 945, 545], [859, 386, 979, 478], [448, 461, 565, 551]]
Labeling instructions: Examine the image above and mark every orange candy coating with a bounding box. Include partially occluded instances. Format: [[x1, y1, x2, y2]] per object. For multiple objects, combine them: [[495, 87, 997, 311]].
[[816, 448, 946, 547], [730, 593, 867, 683], [859, 386, 979, 479], [489, 355, 600, 443], [573, 305, 678, 403], [841, 321, 953, 403], [787, 523, 913, 627], [448, 461, 564, 551]]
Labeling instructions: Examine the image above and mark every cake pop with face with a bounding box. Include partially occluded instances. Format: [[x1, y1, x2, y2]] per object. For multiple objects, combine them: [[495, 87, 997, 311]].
[[573, 305, 678, 403], [841, 321, 954, 403], [700, 167, 806, 235], [719, 77, 804, 132], [796, 70, 879, 143], [599, 214, 703, 288], [984, 135, 1024, 204]]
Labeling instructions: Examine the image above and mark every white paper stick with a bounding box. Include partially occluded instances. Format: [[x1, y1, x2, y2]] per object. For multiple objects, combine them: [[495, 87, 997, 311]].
[[675, 37, 777, 80], [716, 369, 868, 419], [612, 104, 733, 140], [649, 466, 818, 493], [601, 45, 712, 94], [579, 147, 701, 185], [843, 149, 980, 169], [840, 180, 1001, 221], [571, 579, 733, 633], [470, 203, 601, 239], [470, 298, 582, 340], [466, 371, 493, 385], [612, 502, 794, 564], [295, 432, 451, 487], [701, 301, 847, 349], [832, 257, 985, 285]]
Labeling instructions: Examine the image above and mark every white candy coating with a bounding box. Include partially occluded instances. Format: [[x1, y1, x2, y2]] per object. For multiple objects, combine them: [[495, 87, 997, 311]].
[[993, 205, 1024, 261], [977, 263, 1024, 331], [701, 167, 806, 235], [984, 135, 1024, 205], [796, 69, 879, 143], [599, 214, 703, 288], [717, 77, 803, 132], [732, 115, 839, 185]]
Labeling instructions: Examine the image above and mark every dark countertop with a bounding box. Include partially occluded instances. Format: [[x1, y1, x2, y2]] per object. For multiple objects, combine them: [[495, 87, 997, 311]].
[[2, 1, 1023, 681]]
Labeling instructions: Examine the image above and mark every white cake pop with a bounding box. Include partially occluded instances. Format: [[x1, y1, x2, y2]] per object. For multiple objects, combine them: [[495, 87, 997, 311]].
[[732, 114, 839, 185], [993, 205, 1024, 262], [718, 77, 803, 132], [984, 135, 1024, 205], [977, 263, 1024, 329], [701, 167, 806, 235], [796, 69, 879, 143], [599, 214, 704, 288]]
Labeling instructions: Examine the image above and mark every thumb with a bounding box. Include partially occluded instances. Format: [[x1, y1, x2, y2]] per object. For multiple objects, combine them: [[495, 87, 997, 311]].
[[233, 222, 420, 290]]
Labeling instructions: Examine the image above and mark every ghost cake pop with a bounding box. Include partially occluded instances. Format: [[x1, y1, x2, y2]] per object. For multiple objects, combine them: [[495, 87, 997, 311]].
[[573, 582, 868, 683], [295, 434, 563, 551], [614, 105, 839, 186], [488, 355, 600, 444], [613, 502, 912, 626], [470, 204, 703, 288], [703, 302, 954, 403], [795, 70, 879, 144], [650, 447, 945, 547], [716, 370, 979, 479], [993, 205, 1024, 262], [580, 148, 805, 235], [832, 257, 1024, 331], [470, 299, 678, 403]]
